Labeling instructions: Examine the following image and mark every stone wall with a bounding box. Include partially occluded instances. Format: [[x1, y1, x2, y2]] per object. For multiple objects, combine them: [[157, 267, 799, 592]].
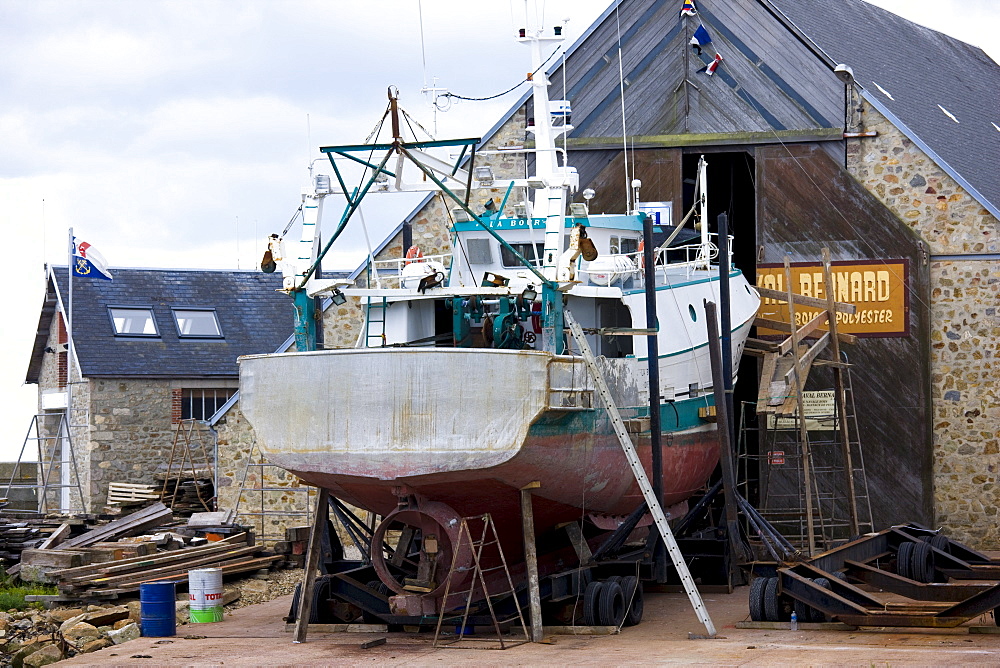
[[847, 99, 1000, 547], [212, 403, 317, 545]]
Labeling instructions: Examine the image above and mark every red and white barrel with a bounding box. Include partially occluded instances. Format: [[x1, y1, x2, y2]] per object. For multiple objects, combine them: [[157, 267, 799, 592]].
[[188, 568, 224, 623]]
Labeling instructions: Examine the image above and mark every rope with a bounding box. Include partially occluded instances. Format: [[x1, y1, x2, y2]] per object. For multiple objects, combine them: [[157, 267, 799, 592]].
[[443, 46, 562, 101]]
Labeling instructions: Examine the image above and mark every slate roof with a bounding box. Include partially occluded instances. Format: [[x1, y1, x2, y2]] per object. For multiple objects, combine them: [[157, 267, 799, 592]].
[[767, 0, 1000, 217], [26, 267, 293, 381]]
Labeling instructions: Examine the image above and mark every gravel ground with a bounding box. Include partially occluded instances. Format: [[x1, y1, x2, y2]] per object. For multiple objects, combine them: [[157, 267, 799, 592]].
[[226, 567, 304, 611]]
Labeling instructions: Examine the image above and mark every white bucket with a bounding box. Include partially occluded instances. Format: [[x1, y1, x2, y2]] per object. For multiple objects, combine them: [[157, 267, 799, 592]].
[[188, 568, 224, 623]]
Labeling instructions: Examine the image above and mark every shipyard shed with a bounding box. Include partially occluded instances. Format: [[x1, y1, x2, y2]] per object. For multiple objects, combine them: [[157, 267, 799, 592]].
[[339, 0, 1000, 547]]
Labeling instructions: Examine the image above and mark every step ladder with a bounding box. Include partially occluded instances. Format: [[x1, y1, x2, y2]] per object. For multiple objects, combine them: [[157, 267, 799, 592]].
[[364, 297, 388, 348], [433, 513, 529, 650], [4, 413, 86, 515], [564, 311, 717, 637]]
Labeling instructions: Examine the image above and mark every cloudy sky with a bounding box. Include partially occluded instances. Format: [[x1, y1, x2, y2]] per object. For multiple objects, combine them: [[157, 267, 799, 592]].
[[1, 0, 997, 461]]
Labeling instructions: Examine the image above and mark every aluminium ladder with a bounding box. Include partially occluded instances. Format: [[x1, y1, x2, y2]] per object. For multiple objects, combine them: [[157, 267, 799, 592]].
[[564, 311, 717, 637]]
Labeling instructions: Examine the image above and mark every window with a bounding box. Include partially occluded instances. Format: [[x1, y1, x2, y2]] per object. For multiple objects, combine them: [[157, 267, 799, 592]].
[[500, 242, 545, 268], [180, 388, 235, 420], [620, 238, 639, 254], [109, 307, 158, 336], [173, 309, 222, 338]]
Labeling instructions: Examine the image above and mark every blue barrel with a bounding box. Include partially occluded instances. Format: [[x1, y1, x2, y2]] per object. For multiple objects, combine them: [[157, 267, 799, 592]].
[[140, 581, 177, 637]]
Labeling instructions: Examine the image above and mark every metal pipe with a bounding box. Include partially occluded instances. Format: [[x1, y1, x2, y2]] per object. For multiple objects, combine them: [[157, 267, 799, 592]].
[[641, 215, 665, 578], [717, 213, 734, 447]]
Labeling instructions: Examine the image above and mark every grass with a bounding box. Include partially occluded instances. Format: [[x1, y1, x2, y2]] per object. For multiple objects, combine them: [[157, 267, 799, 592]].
[[0, 567, 58, 610]]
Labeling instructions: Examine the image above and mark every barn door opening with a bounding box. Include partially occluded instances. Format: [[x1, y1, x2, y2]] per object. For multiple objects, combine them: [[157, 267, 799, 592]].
[[681, 150, 761, 504]]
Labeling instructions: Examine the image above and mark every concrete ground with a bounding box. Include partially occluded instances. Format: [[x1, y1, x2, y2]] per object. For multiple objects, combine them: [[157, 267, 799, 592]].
[[58, 587, 1000, 666]]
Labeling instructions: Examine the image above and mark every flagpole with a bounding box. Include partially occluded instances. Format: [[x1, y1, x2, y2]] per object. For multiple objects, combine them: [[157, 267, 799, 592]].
[[64, 228, 73, 512]]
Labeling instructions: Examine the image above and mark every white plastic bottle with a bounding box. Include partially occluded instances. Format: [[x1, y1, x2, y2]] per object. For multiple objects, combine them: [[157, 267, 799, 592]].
[[790, 610, 798, 630]]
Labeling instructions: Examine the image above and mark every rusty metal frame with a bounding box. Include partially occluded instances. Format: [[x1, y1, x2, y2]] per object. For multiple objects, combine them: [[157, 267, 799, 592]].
[[772, 526, 1000, 628]]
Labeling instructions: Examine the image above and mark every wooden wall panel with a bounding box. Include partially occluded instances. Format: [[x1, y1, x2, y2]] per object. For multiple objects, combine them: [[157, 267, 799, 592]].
[[756, 143, 933, 529]]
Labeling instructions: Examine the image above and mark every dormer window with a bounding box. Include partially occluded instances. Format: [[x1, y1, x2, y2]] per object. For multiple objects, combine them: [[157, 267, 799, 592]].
[[173, 309, 223, 338], [109, 307, 159, 337]]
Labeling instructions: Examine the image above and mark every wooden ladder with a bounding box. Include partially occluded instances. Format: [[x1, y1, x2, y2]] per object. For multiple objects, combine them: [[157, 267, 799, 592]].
[[433, 513, 530, 650]]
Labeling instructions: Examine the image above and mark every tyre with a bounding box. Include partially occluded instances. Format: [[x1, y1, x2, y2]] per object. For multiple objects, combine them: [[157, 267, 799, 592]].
[[764, 577, 783, 622], [621, 575, 643, 626], [910, 540, 934, 583], [749, 576, 767, 622], [597, 580, 626, 627], [582, 580, 604, 626], [811, 578, 832, 622], [928, 534, 950, 554], [897, 542, 914, 580], [605, 575, 623, 587]]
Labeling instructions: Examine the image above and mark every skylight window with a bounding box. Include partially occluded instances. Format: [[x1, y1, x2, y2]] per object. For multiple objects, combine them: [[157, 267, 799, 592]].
[[109, 307, 159, 337], [173, 309, 223, 338]]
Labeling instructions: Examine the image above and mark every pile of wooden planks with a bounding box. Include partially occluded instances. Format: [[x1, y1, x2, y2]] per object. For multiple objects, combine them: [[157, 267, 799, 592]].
[[158, 476, 214, 516], [46, 533, 281, 598], [0, 521, 45, 563]]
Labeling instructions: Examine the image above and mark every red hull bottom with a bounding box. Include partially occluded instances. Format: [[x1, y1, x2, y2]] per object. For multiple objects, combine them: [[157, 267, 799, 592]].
[[289, 426, 719, 565]]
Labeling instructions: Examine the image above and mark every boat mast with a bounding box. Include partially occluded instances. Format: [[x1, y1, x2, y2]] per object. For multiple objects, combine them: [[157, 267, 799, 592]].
[[520, 2, 567, 282]]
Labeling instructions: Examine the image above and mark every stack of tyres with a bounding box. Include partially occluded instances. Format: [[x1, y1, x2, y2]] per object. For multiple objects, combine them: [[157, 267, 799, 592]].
[[189, 568, 225, 623]]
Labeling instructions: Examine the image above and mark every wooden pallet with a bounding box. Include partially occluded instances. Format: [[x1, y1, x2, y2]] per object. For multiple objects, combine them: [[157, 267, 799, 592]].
[[107, 482, 161, 506]]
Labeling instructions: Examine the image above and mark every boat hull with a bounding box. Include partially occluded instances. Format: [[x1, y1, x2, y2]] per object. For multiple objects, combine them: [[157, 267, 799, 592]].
[[240, 346, 721, 560]]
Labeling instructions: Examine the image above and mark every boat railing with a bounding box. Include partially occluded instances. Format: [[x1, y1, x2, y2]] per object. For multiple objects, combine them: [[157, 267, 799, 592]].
[[365, 252, 453, 288], [578, 234, 734, 288]]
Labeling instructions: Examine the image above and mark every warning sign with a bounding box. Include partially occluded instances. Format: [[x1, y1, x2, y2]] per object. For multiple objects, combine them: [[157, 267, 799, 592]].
[[766, 391, 837, 431], [768, 450, 785, 465]]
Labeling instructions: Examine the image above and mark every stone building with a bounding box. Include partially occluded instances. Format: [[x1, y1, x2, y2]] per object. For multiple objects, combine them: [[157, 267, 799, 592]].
[[24, 266, 291, 512], [213, 0, 999, 549]]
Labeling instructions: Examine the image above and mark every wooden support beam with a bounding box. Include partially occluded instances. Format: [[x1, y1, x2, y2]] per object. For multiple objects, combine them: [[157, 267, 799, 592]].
[[754, 317, 858, 346], [520, 482, 543, 643], [779, 312, 828, 356], [756, 287, 856, 314], [785, 258, 816, 557], [824, 248, 860, 535], [756, 353, 780, 414], [783, 332, 830, 384], [295, 487, 330, 643]]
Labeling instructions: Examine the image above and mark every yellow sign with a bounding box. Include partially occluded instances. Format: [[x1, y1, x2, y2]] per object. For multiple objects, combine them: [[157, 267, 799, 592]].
[[757, 260, 909, 337]]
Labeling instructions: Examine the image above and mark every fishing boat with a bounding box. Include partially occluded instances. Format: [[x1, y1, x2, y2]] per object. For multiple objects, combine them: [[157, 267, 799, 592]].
[[238, 11, 760, 619]]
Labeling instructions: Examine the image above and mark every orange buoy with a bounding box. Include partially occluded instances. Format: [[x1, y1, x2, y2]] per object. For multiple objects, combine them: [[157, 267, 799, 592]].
[[404, 245, 424, 265]]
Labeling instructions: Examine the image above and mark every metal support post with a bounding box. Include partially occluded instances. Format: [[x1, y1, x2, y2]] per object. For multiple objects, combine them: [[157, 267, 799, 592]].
[[705, 301, 744, 585]]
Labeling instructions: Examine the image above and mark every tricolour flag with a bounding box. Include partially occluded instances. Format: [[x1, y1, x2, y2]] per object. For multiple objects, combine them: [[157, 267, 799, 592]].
[[690, 24, 712, 55], [680, 0, 698, 16], [697, 53, 724, 76], [72, 237, 113, 280]]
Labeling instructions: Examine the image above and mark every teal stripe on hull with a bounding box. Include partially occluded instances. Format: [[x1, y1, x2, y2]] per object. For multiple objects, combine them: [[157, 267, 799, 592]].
[[530, 394, 715, 437]]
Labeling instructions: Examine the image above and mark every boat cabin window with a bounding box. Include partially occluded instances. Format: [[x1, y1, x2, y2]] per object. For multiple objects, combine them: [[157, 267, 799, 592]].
[[465, 238, 493, 265], [609, 236, 638, 255], [500, 242, 544, 268]]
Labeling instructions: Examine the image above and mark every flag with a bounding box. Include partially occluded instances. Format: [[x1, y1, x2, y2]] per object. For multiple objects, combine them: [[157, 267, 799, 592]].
[[690, 24, 712, 55], [698, 53, 724, 76], [72, 237, 113, 280], [680, 0, 697, 16]]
